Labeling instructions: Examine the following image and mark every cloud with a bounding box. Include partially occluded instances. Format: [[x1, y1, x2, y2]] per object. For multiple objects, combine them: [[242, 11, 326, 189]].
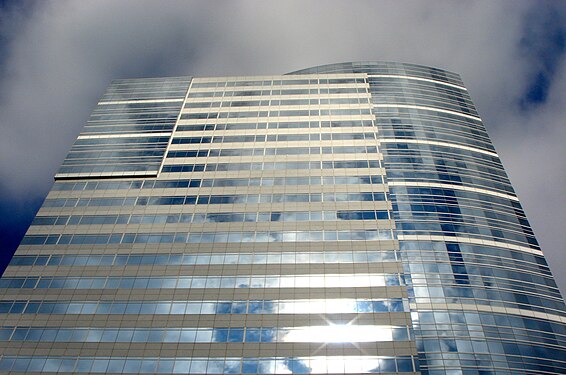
[[518, 4, 566, 108], [0, 0, 565, 293]]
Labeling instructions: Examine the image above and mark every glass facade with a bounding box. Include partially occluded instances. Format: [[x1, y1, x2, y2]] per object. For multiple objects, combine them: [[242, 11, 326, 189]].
[[55, 77, 191, 179], [0, 62, 564, 374], [291, 62, 566, 374]]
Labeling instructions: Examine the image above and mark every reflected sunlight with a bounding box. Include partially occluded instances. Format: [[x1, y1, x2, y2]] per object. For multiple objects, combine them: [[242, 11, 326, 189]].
[[282, 325, 393, 343]]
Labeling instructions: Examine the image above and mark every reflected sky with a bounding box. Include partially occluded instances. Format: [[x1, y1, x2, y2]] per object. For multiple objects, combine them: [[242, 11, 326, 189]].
[[0, 355, 416, 373], [0, 298, 407, 315], [0, 273, 403, 290], [2, 325, 409, 344], [10, 250, 398, 267]]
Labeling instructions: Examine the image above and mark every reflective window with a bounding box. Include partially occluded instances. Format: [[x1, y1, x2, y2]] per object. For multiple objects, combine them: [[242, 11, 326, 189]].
[[21, 229, 394, 246], [10, 249, 398, 267], [51, 175, 383, 191], [0, 355, 417, 374], [0, 298, 407, 315], [43, 192, 387, 208], [0, 273, 402, 290], [0, 325, 409, 344]]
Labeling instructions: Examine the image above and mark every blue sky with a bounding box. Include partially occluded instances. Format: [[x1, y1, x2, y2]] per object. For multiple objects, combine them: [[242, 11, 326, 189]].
[[0, 0, 565, 293]]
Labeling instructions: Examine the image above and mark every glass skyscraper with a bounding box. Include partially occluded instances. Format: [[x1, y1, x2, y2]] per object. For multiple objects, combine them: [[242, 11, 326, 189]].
[[1, 62, 565, 374]]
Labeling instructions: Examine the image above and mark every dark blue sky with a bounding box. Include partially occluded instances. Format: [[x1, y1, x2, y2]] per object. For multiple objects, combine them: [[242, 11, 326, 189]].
[[1, 0, 565, 293], [518, 5, 565, 108]]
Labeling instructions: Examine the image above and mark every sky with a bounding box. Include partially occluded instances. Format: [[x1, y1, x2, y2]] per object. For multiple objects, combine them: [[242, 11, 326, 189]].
[[0, 0, 565, 293]]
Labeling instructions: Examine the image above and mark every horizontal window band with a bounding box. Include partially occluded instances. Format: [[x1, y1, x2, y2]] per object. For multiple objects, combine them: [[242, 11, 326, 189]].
[[9, 250, 399, 267], [369, 92, 476, 115], [379, 138, 498, 157], [396, 223, 538, 248], [191, 76, 366, 86], [395, 231, 537, 254], [375, 108, 482, 131], [373, 104, 482, 121], [80, 126, 176, 134], [188, 83, 369, 89], [166, 145, 379, 158], [98, 98, 185, 105], [171, 132, 376, 144], [87, 114, 179, 122], [399, 241, 548, 275], [415, 309, 566, 337], [21, 229, 395, 246], [368, 74, 467, 90], [0, 298, 408, 315], [0, 354, 417, 374], [54, 171, 158, 181], [64, 151, 167, 161], [187, 87, 367, 96], [412, 302, 566, 325], [161, 160, 382, 173], [58, 164, 162, 173], [388, 181, 518, 201], [89, 111, 180, 117], [62, 160, 163, 168], [31, 210, 390, 226], [181, 109, 371, 120], [77, 132, 172, 140], [184, 98, 369, 108], [178, 116, 375, 126], [43, 192, 387, 208], [185, 92, 370, 100], [378, 128, 493, 147], [407, 266, 561, 300], [397, 235, 542, 256], [0, 273, 403, 290], [94, 102, 184, 113], [175, 120, 375, 131], [51, 175, 384, 191], [390, 199, 522, 227], [384, 170, 514, 195], [0, 325, 410, 344]]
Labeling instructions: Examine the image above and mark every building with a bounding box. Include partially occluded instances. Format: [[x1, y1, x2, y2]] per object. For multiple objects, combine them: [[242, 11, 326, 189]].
[[0, 62, 565, 374]]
